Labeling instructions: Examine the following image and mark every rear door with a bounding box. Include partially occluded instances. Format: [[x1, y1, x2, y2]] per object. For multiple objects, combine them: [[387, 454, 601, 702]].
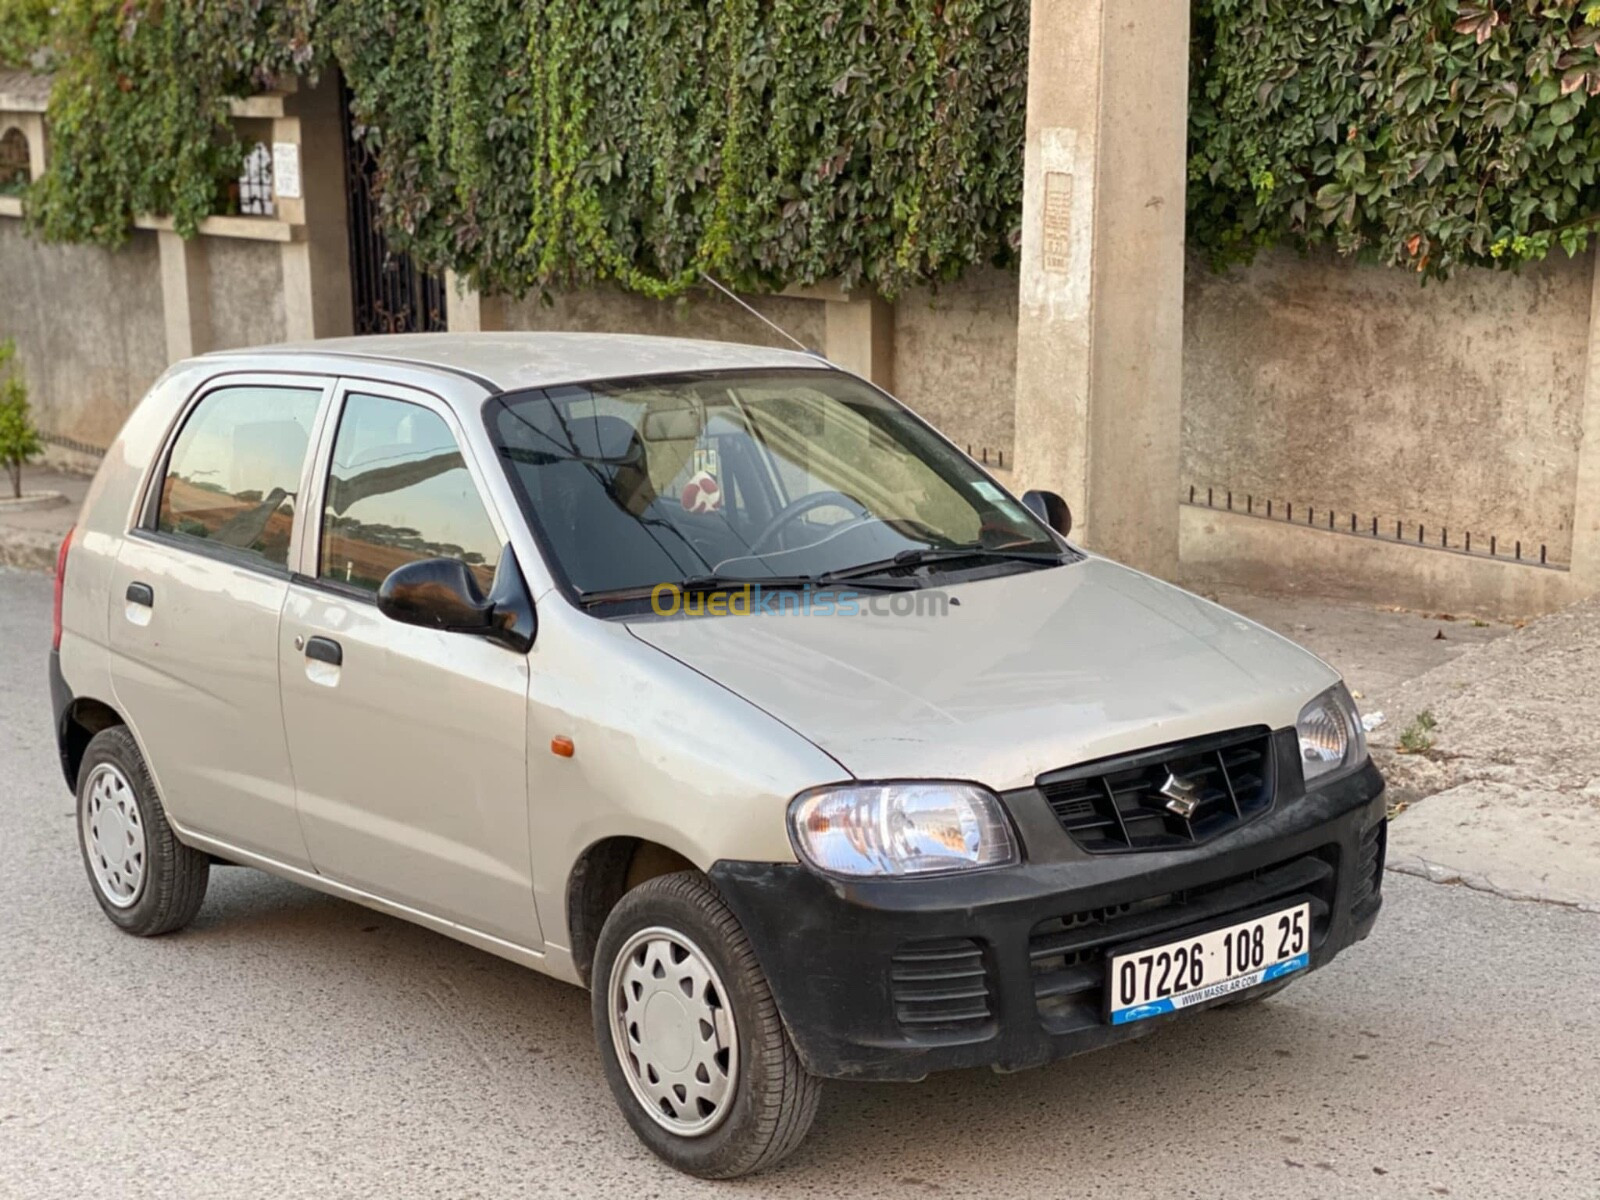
[[278, 379, 539, 948], [108, 374, 333, 865]]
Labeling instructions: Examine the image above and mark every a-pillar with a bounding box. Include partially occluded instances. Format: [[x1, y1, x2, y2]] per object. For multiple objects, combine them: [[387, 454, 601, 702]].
[[1011, 0, 1191, 577]]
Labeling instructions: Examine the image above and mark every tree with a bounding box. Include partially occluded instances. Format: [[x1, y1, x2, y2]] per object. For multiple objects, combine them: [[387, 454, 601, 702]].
[[0, 339, 43, 500]]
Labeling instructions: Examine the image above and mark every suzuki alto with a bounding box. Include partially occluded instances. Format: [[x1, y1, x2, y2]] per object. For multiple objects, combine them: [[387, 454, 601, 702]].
[[50, 333, 1385, 1177]]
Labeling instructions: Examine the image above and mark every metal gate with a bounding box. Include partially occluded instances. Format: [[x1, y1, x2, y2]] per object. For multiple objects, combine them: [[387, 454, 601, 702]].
[[341, 88, 447, 335]]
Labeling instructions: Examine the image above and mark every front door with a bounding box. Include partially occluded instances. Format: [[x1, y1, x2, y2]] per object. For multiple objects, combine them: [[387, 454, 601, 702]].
[[278, 381, 539, 948], [107, 378, 331, 865]]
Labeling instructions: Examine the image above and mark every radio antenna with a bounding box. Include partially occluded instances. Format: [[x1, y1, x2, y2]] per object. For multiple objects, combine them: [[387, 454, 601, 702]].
[[698, 271, 815, 355]]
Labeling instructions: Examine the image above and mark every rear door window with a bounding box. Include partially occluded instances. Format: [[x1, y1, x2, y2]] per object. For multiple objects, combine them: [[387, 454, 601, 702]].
[[318, 392, 501, 594], [156, 385, 323, 568]]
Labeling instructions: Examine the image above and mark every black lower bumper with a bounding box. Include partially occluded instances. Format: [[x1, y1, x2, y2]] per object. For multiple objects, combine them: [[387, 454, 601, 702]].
[[709, 754, 1386, 1082], [48, 647, 78, 791]]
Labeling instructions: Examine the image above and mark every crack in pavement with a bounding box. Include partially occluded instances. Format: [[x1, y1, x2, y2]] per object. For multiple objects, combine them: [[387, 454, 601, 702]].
[[1386, 855, 1600, 914]]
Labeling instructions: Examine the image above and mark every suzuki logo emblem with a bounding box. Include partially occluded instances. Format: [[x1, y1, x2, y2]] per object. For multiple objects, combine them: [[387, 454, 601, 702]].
[[1159, 771, 1203, 819]]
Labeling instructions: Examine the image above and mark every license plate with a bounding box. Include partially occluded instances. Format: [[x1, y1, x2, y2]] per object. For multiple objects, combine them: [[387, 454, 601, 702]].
[[1107, 902, 1311, 1025]]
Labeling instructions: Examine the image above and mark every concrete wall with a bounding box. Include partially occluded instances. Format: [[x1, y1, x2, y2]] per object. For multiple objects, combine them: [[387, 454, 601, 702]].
[[204, 239, 286, 351], [1183, 246, 1591, 563], [0, 221, 167, 448], [895, 267, 1018, 463], [498, 287, 825, 357]]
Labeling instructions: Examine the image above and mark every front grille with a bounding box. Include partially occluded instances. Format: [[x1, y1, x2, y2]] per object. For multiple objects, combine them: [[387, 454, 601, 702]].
[[889, 937, 993, 1032], [1350, 819, 1386, 919], [1029, 849, 1337, 1032], [1039, 728, 1276, 852]]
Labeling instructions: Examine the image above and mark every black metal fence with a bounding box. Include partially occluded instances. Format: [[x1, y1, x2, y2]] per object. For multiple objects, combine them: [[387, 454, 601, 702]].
[[341, 87, 447, 335], [1183, 484, 1565, 570]]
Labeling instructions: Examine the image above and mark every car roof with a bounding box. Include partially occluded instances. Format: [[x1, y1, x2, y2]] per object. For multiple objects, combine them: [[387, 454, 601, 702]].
[[202, 332, 831, 393]]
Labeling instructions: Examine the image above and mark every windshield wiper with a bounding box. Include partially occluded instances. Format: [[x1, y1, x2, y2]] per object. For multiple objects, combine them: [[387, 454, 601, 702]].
[[820, 544, 1063, 584]]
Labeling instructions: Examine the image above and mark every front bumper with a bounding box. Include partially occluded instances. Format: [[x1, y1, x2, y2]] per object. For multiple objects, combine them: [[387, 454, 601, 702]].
[[709, 744, 1386, 1082]]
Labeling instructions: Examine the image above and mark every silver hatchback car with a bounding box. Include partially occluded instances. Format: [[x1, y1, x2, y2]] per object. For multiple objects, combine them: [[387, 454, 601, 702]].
[[50, 334, 1385, 1177]]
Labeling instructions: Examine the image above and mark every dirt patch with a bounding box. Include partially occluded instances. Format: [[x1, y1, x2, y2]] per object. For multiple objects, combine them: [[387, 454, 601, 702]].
[[1365, 597, 1600, 908]]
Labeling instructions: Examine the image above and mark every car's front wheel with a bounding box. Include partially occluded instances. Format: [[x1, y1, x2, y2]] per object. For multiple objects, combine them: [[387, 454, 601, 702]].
[[590, 871, 820, 1178], [76, 726, 209, 936]]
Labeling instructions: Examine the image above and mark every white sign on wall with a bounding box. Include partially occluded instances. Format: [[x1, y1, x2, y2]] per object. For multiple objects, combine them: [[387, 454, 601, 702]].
[[271, 142, 302, 201]]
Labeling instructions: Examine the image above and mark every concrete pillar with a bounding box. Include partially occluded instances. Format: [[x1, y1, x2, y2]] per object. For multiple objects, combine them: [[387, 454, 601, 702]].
[[824, 291, 895, 392], [276, 77, 353, 342], [445, 271, 509, 333], [19, 112, 46, 179], [1011, 0, 1191, 576], [1571, 251, 1600, 594], [156, 230, 210, 363]]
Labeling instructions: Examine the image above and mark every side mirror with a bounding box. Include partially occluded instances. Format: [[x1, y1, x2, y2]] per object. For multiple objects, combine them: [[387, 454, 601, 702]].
[[377, 548, 535, 652], [1021, 489, 1073, 539]]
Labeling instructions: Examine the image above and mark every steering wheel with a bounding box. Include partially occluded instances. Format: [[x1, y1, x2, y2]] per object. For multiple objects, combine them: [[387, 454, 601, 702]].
[[747, 490, 872, 557]]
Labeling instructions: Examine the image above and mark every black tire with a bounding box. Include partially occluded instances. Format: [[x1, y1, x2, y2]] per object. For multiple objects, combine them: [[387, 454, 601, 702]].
[[75, 726, 209, 936], [591, 871, 820, 1179]]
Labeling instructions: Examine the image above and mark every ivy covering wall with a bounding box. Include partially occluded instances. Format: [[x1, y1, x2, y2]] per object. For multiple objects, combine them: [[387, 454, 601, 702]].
[[9, 1, 1600, 289], [3, 0, 1027, 298], [1190, 0, 1600, 278]]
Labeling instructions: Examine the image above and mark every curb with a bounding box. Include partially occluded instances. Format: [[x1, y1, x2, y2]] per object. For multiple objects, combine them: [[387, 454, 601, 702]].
[[1386, 853, 1600, 914]]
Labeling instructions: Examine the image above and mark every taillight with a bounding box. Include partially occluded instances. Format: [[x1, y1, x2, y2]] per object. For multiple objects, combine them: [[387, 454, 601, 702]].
[[52, 525, 74, 651]]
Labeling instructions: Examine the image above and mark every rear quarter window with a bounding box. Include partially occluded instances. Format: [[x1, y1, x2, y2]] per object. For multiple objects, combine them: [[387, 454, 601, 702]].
[[155, 385, 322, 568]]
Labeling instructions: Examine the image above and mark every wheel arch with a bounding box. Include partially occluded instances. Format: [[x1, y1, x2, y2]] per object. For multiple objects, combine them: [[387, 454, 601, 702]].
[[566, 835, 700, 988], [58, 695, 127, 793]]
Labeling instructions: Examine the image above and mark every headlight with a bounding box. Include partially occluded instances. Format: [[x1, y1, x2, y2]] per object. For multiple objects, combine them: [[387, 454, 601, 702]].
[[1296, 683, 1367, 786], [788, 782, 1019, 878]]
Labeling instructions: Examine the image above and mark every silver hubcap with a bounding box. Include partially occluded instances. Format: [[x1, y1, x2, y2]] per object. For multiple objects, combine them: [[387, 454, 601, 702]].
[[608, 927, 739, 1137], [82, 764, 146, 908]]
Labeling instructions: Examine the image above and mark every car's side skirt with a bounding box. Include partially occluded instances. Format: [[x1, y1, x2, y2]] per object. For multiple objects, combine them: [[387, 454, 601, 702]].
[[166, 816, 585, 985]]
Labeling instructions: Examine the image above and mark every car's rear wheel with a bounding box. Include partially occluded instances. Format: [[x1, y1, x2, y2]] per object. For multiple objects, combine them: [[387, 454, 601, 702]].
[[590, 871, 820, 1178], [76, 727, 209, 936]]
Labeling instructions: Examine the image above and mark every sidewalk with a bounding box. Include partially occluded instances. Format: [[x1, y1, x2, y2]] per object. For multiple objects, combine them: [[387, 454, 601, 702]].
[[0, 464, 88, 571], [1369, 597, 1600, 912]]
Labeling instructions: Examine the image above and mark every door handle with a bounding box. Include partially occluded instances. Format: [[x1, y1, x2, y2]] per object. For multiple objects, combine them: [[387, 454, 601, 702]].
[[126, 582, 154, 608], [304, 636, 343, 667]]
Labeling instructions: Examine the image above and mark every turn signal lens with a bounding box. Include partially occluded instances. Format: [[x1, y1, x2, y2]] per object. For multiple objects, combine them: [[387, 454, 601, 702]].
[[1296, 683, 1366, 787], [788, 782, 1018, 878]]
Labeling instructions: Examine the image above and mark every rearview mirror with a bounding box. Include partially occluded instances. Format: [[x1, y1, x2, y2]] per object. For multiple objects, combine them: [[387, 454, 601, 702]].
[[1021, 489, 1073, 539], [641, 405, 702, 441], [377, 549, 535, 652]]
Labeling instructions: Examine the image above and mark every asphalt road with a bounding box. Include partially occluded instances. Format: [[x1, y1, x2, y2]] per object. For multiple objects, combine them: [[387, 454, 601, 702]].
[[2, 566, 1597, 1199]]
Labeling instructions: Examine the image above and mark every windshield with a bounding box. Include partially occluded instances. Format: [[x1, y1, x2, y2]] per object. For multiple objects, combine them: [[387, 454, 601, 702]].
[[486, 369, 1062, 599]]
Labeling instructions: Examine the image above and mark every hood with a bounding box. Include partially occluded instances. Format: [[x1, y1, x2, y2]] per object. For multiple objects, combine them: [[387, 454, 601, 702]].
[[626, 557, 1339, 791]]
